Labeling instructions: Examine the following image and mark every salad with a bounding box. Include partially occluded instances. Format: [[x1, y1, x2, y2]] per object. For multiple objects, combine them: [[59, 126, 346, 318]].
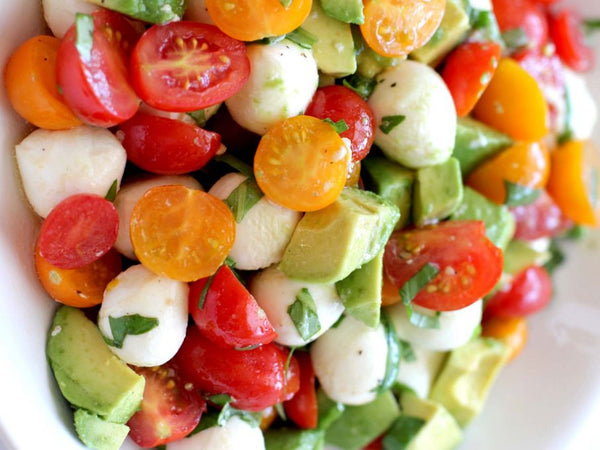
[[3, 0, 600, 449]]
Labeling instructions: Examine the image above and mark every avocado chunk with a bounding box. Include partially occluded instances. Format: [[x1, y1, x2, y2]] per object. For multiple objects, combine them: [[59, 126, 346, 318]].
[[265, 428, 325, 450], [453, 117, 513, 176], [317, 388, 345, 430], [320, 0, 364, 24], [325, 390, 401, 450], [280, 187, 400, 283], [362, 155, 414, 230], [47, 306, 145, 424], [86, 0, 185, 24], [429, 338, 510, 427], [301, 0, 357, 77], [411, 0, 470, 66], [450, 187, 515, 250], [503, 239, 552, 275], [73, 409, 130, 450], [413, 157, 464, 227]]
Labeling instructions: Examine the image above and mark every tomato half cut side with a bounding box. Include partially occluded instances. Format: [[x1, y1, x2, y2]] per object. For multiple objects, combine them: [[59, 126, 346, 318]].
[[130, 22, 250, 112], [510, 190, 573, 240], [549, 9, 594, 72]]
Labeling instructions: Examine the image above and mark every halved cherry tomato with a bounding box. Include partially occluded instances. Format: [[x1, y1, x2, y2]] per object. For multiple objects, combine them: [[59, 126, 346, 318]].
[[283, 351, 317, 429], [305, 85, 376, 162], [127, 364, 207, 448], [360, 0, 446, 58], [381, 271, 402, 307], [467, 141, 550, 205], [38, 194, 119, 270], [481, 316, 528, 361], [492, 0, 548, 51], [254, 115, 349, 212], [442, 41, 502, 117], [384, 221, 503, 311], [4, 35, 81, 130], [188, 265, 277, 349], [56, 10, 140, 127], [549, 9, 594, 72], [205, 0, 312, 42], [364, 436, 384, 450], [130, 22, 250, 112], [119, 112, 221, 175], [510, 190, 573, 240], [130, 185, 235, 282], [260, 406, 278, 431]]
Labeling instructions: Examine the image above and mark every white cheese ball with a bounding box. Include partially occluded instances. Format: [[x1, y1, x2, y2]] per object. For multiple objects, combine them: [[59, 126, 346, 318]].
[[114, 175, 202, 260], [563, 67, 598, 140], [183, 0, 214, 24], [98, 265, 189, 367], [15, 126, 127, 218], [368, 60, 456, 169], [168, 416, 265, 450], [386, 300, 482, 352], [208, 173, 302, 270], [42, 0, 100, 38], [395, 346, 447, 399], [225, 40, 319, 135], [311, 315, 388, 405]]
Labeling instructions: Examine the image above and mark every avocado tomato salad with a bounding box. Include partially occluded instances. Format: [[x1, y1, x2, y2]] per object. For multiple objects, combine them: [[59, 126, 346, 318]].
[[5, 0, 600, 448]]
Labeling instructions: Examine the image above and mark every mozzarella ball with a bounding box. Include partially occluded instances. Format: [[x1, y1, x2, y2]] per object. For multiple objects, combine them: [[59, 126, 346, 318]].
[[184, 0, 214, 24], [42, 0, 100, 38], [563, 67, 598, 140], [396, 346, 447, 398], [386, 300, 482, 352], [225, 40, 319, 135], [368, 60, 456, 168], [114, 175, 202, 260], [15, 126, 127, 218], [98, 265, 189, 367], [311, 315, 388, 405], [208, 173, 302, 270], [168, 416, 264, 450]]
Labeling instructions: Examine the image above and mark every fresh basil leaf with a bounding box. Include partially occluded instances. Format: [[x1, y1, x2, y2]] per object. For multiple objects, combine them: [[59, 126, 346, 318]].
[[378, 310, 401, 394], [280, 0, 292, 8], [323, 118, 349, 134], [284, 346, 298, 381], [224, 256, 237, 268], [288, 288, 321, 341], [275, 402, 287, 420], [213, 154, 254, 178], [544, 240, 565, 275], [563, 225, 586, 240], [217, 402, 262, 428], [154, 445, 166, 450], [188, 411, 219, 436], [225, 177, 263, 222], [286, 27, 318, 49], [105, 179, 118, 202], [504, 181, 542, 207], [584, 19, 600, 36], [208, 393, 234, 406], [331, 314, 345, 328], [75, 13, 94, 63], [342, 74, 377, 100], [382, 416, 426, 450], [398, 339, 417, 363], [107, 314, 158, 349], [405, 307, 441, 329], [379, 115, 406, 134], [198, 270, 219, 309], [399, 263, 439, 306], [187, 109, 208, 127], [502, 27, 529, 51]]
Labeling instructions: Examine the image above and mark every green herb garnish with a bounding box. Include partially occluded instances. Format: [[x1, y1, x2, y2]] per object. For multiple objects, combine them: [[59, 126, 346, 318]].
[[106, 314, 158, 349], [198, 270, 219, 309], [105, 179, 118, 202], [323, 118, 349, 134], [382, 416, 426, 449], [342, 74, 377, 100], [379, 115, 406, 134], [406, 308, 441, 329], [224, 177, 263, 222], [75, 13, 94, 63], [503, 181, 542, 207], [378, 310, 401, 394], [279, 0, 292, 8], [288, 288, 321, 341], [399, 263, 439, 306], [286, 27, 318, 49]]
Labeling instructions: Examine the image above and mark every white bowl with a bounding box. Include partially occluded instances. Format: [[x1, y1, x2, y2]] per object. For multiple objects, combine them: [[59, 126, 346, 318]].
[[0, 1, 599, 449]]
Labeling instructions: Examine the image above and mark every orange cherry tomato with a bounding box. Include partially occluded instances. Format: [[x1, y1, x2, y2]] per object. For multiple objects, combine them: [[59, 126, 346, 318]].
[[360, 0, 446, 58], [467, 141, 550, 205], [473, 58, 548, 141], [259, 406, 278, 431], [4, 35, 81, 130], [130, 185, 235, 282], [481, 316, 528, 362], [546, 140, 600, 226], [381, 270, 401, 307], [35, 246, 121, 308], [254, 115, 350, 212], [205, 0, 312, 41]]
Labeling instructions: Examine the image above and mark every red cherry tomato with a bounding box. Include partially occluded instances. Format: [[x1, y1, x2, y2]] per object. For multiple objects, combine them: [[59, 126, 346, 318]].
[[119, 112, 221, 174], [384, 221, 503, 311], [56, 10, 139, 127], [510, 190, 573, 240], [304, 85, 376, 162], [283, 351, 317, 429], [364, 436, 384, 450], [130, 22, 250, 112], [485, 265, 553, 318], [549, 9, 594, 72], [38, 194, 119, 270], [127, 363, 206, 448], [492, 0, 548, 51], [189, 265, 277, 349]]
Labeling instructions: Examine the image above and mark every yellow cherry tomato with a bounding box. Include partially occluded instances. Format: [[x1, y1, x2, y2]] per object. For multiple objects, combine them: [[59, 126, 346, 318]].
[[482, 316, 528, 362]]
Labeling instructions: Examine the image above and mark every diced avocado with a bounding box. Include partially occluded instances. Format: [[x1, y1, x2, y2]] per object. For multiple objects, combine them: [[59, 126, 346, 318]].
[[354, 29, 406, 79], [429, 338, 510, 427], [317, 388, 345, 430], [86, 0, 184, 23], [73, 409, 130, 450], [413, 157, 464, 227], [325, 390, 401, 450], [320, 0, 365, 24], [411, 0, 470, 66], [450, 187, 515, 250], [503, 239, 552, 275], [335, 250, 383, 328], [280, 187, 400, 283], [301, 0, 357, 77], [47, 306, 145, 424], [453, 117, 513, 176], [362, 156, 414, 230], [265, 428, 325, 450]]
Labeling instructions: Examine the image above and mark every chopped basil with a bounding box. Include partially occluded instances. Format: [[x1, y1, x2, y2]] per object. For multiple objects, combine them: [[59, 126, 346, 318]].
[[154, 445, 166, 450], [584, 19, 600, 36], [399, 263, 439, 306], [503, 181, 541, 207], [544, 240, 565, 275], [331, 314, 345, 328], [323, 118, 349, 134], [379, 115, 406, 135], [198, 270, 219, 309], [225, 256, 237, 268], [287, 288, 321, 341], [224, 177, 263, 222], [471, 9, 493, 29], [106, 314, 158, 349], [187, 109, 208, 127], [406, 307, 441, 329], [286, 28, 318, 49], [467, 7, 503, 43], [217, 402, 262, 428], [378, 310, 401, 394], [398, 339, 417, 363], [213, 154, 254, 178], [564, 225, 586, 240], [75, 13, 94, 63], [382, 416, 426, 449], [501, 27, 530, 52], [283, 346, 298, 382], [105, 179, 118, 202], [342, 74, 377, 100], [188, 411, 219, 436], [280, 0, 292, 8], [275, 402, 287, 420]]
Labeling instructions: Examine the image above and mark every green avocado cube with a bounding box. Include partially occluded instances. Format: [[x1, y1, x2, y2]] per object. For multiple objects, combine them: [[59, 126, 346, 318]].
[[74, 410, 130, 450], [264, 428, 325, 450], [320, 0, 365, 24], [503, 239, 552, 275]]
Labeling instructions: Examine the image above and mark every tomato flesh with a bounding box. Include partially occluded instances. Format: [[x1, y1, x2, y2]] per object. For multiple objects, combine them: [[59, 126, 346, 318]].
[[492, 0, 548, 51], [510, 190, 573, 240], [549, 9, 594, 72], [283, 351, 318, 429]]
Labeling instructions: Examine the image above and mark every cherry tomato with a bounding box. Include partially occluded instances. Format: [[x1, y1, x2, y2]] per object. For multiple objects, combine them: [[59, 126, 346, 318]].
[[283, 351, 317, 429], [254, 115, 349, 212], [485, 265, 552, 318], [510, 190, 573, 240], [481, 316, 528, 361], [364, 436, 384, 450], [549, 9, 594, 72], [384, 221, 503, 311], [205, 0, 312, 42], [381, 270, 402, 307], [492, 0, 548, 51], [130, 22, 250, 112], [119, 112, 221, 175], [442, 41, 502, 117], [130, 185, 235, 282], [360, 0, 446, 58], [260, 406, 278, 431], [127, 363, 206, 448], [173, 325, 299, 411], [38, 194, 119, 270], [56, 10, 140, 127], [189, 265, 277, 349], [304, 85, 376, 162]]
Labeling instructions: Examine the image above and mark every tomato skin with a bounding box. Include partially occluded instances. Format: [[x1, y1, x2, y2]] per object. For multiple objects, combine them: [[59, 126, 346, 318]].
[[304, 85, 375, 162], [510, 190, 573, 240], [492, 0, 548, 51], [481, 316, 528, 361], [549, 10, 594, 73], [119, 112, 221, 175], [130, 22, 250, 112], [283, 351, 317, 429], [384, 221, 503, 311], [188, 266, 277, 349]]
